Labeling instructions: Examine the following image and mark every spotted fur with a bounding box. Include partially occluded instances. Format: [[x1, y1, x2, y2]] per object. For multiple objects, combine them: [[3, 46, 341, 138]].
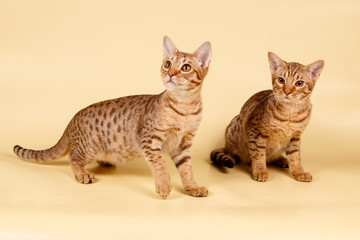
[[14, 36, 212, 198], [211, 52, 324, 182]]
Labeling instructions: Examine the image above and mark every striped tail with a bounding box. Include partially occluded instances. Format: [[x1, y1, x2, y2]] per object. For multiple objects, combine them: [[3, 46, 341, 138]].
[[210, 148, 239, 168], [13, 131, 70, 163]]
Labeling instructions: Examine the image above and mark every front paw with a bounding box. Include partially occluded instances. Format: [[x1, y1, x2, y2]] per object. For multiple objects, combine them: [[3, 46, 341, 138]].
[[252, 170, 269, 182], [155, 175, 172, 199], [185, 186, 208, 197], [293, 172, 312, 182]]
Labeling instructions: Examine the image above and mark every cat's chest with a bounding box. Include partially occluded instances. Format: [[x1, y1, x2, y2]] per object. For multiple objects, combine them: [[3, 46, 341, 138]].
[[270, 121, 304, 137], [265, 132, 292, 160], [164, 113, 202, 133], [269, 111, 310, 136], [159, 114, 201, 152]]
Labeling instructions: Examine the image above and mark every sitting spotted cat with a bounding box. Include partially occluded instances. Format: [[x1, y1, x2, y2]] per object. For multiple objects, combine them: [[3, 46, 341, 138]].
[[211, 52, 324, 182]]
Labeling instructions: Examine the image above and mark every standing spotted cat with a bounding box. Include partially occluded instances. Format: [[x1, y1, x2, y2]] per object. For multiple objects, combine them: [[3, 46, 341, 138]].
[[14, 36, 211, 198], [211, 52, 324, 182]]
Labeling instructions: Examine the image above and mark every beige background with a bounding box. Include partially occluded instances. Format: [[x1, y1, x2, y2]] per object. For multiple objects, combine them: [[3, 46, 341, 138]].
[[1, 0, 360, 239]]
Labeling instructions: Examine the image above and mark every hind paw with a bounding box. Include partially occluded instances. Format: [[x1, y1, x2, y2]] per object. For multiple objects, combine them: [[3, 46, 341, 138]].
[[75, 172, 95, 184], [273, 157, 289, 168]]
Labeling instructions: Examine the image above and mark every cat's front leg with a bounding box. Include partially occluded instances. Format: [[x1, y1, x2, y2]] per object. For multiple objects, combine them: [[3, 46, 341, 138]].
[[286, 137, 312, 182], [144, 153, 172, 198], [141, 135, 172, 198], [171, 133, 208, 197], [249, 134, 269, 182]]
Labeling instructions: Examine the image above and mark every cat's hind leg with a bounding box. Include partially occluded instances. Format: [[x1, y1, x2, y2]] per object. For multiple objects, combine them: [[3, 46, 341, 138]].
[[70, 149, 95, 184]]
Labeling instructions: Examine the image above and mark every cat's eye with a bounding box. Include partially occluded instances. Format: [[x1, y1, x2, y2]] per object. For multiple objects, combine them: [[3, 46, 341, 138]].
[[295, 81, 304, 87], [278, 77, 285, 84], [164, 61, 172, 69], [181, 64, 192, 72]]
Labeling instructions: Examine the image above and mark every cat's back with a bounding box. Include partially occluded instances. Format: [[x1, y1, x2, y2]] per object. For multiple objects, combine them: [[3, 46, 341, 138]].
[[73, 94, 158, 122], [239, 90, 273, 122]]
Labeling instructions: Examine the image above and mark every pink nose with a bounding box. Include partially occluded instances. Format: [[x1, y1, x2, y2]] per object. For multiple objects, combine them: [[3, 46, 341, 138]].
[[284, 87, 292, 96], [168, 69, 176, 78]]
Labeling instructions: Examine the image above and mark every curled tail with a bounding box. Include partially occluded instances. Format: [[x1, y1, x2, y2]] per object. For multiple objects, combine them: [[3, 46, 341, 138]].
[[13, 131, 70, 163], [210, 148, 240, 168]]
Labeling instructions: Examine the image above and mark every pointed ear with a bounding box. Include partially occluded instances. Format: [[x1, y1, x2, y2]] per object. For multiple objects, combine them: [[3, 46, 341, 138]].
[[306, 60, 324, 80], [268, 52, 286, 74], [193, 41, 212, 69], [163, 36, 178, 58]]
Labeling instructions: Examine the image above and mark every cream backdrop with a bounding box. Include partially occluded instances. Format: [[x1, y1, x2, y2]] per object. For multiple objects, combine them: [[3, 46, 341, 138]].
[[1, 1, 360, 239]]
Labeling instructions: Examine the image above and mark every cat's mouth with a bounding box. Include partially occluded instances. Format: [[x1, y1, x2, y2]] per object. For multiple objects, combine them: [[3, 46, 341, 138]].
[[275, 92, 295, 103], [282, 96, 295, 103], [282, 95, 301, 104], [166, 76, 177, 86], [164, 76, 187, 90]]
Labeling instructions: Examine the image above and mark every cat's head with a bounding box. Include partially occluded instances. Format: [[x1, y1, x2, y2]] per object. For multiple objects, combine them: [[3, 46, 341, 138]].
[[161, 36, 212, 92], [268, 52, 324, 103]]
